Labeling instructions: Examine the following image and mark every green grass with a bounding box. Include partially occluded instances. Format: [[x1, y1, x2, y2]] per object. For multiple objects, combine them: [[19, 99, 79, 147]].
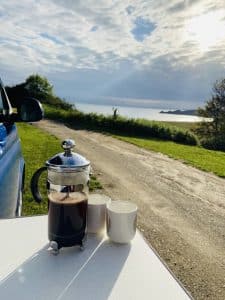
[[17, 123, 102, 216], [114, 135, 225, 177], [160, 121, 198, 131]]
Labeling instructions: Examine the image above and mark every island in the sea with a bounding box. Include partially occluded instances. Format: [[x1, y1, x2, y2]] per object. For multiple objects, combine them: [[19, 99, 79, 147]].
[[160, 109, 197, 116]]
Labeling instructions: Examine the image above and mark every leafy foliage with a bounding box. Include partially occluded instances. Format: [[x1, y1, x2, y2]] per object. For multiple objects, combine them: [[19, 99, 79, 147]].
[[44, 105, 198, 146], [24, 74, 53, 101], [6, 74, 74, 110], [196, 79, 225, 150]]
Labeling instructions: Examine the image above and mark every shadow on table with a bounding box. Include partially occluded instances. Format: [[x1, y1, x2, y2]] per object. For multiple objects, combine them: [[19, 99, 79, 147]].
[[0, 234, 130, 300], [59, 239, 131, 299]]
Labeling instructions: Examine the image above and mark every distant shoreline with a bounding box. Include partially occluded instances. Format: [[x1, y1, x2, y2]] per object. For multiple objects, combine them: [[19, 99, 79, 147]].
[[160, 109, 197, 116], [75, 103, 202, 122]]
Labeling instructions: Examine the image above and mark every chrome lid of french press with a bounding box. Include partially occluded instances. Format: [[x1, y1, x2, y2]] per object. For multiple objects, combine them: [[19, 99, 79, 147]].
[[46, 139, 90, 170]]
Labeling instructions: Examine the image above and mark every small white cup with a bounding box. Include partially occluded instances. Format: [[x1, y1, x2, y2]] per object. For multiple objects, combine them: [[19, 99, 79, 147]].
[[106, 200, 137, 244], [87, 194, 111, 234]]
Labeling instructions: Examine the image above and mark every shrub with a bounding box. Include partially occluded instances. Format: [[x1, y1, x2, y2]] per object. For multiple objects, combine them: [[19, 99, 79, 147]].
[[200, 136, 225, 151], [44, 105, 199, 146], [173, 130, 198, 145]]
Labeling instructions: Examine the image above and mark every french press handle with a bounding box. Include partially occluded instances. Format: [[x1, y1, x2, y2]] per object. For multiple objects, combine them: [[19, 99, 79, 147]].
[[30, 167, 47, 203]]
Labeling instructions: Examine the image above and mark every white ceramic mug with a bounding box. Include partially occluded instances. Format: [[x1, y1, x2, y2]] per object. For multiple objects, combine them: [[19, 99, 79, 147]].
[[87, 194, 111, 234], [106, 200, 137, 244]]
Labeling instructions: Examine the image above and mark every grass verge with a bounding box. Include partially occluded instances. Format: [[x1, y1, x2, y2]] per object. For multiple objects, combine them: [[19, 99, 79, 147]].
[[114, 135, 225, 177], [160, 121, 198, 131], [17, 123, 102, 216]]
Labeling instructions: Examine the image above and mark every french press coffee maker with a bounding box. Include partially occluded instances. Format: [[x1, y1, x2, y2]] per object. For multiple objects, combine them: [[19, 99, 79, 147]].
[[31, 139, 90, 254]]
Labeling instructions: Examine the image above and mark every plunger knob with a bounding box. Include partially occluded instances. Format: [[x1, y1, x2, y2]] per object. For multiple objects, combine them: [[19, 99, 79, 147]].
[[62, 139, 75, 156]]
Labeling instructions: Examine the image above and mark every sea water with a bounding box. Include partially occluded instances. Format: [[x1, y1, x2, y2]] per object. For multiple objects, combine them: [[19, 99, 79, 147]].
[[75, 102, 204, 123]]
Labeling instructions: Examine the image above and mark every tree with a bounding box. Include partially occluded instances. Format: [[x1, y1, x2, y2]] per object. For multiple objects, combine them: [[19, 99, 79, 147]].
[[196, 78, 225, 150], [6, 74, 74, 110], [24, 74, 53, 101]]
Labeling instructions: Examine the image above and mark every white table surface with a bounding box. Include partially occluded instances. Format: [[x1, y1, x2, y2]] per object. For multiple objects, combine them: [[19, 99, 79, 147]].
[[0, 215, 192, 300]]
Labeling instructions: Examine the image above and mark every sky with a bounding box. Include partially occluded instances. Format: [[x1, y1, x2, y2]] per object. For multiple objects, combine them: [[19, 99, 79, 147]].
[[0, 0, 225, 109]]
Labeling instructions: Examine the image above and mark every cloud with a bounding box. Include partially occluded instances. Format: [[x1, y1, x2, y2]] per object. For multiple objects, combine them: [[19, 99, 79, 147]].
[[168, 0, 198, 13], [90, 25, 98, 32], [0, 0, 225, 107], [1, 0, 224, 71], [126, 5, 135, 15]]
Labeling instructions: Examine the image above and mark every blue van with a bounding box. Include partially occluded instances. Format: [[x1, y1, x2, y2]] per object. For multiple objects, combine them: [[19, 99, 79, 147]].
[[0, 78, 43, 218]]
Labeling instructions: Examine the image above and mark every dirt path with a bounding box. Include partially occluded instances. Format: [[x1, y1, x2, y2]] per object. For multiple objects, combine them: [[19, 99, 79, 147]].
[[35, 119, 225, 299]]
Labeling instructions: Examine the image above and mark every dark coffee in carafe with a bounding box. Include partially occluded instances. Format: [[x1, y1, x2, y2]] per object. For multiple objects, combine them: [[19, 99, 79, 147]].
[[48, 191, 88, 248]]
